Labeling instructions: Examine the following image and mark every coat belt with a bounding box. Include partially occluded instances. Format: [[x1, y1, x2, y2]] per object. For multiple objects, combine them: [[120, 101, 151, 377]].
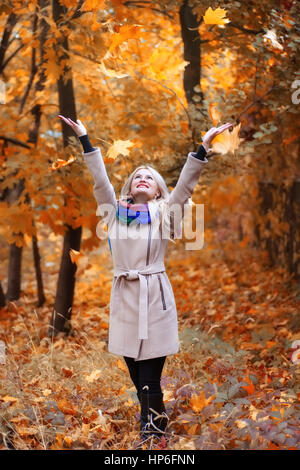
[[113, 262, 166, 340]]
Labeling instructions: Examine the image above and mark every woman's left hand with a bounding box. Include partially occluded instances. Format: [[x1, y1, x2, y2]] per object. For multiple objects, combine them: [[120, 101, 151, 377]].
[[202, 122, 234, 152]]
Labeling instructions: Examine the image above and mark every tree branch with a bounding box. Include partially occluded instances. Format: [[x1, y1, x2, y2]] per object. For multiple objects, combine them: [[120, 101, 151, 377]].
[[236, 85, 278, 122], [0, 136, 31, 149], [228, 22, 264, 35], [123, 1, 174, 19]]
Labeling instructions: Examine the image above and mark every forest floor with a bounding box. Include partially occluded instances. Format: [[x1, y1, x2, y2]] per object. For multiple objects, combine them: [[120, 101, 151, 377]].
[[0, 225, 299, 450]]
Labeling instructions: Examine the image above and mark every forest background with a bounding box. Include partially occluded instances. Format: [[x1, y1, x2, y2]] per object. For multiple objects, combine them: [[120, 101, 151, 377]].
[[0, 0, 299, 451]]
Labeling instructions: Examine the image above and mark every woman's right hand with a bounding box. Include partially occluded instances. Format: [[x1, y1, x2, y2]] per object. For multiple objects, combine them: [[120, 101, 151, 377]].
[[57, 115, 87, 137]]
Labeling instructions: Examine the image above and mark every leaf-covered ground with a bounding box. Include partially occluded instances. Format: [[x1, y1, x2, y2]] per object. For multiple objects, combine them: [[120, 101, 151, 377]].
[[0, 226, 299, 450]]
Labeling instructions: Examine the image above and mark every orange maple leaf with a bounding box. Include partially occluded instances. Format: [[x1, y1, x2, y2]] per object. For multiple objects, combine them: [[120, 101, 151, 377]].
[[190, 390, 215, 412], [50, 155, 76, 171], [107, 24, 141, 53], [203, 7, 230, 26]]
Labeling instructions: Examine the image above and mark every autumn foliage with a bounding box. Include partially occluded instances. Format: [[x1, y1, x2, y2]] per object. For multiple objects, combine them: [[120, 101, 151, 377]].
[[0, 0, 299, 451]]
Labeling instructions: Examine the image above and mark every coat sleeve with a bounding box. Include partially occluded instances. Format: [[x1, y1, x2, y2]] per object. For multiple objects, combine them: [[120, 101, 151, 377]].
[[166, 152, 208, 238], [168, 152, 208, 208], [82, 147, 117, 210]]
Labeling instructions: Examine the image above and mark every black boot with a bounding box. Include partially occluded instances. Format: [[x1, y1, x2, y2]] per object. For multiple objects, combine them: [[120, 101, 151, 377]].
[[140, 391, 169, 441]]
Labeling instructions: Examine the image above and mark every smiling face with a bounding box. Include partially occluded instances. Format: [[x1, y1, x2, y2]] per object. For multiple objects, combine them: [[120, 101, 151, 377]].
[[130, 168, 161, 204]]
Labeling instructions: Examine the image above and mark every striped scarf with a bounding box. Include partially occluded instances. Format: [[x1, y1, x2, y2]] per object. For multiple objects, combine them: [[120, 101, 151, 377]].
[[116, 199, 151, 225], [108, 198, 159, 254]]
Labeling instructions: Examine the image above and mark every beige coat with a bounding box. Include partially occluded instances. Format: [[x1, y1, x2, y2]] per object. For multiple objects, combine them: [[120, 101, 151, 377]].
[[83, 147, 208, 361]]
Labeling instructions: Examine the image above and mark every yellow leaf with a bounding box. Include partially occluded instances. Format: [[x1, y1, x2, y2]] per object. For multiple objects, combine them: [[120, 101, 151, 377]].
[[203, 7, 230, 26], [106, 139, 134, 161], [42, 389, 52, 396], [211, 122, 243, 155]]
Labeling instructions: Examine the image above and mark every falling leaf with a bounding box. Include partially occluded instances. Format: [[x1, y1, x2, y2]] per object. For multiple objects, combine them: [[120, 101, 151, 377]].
[[69, 249, 83, 265], [203, 7, 230, 26], [106, 139, 134, 161], [49, 155, 76, 171], [210, 123, 243, 155], [205, 104, 243, 154], [263, 29, 283, 50]]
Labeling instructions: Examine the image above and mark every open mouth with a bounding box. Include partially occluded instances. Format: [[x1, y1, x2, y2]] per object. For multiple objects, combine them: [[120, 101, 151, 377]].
[[137, 184, 149, 188]]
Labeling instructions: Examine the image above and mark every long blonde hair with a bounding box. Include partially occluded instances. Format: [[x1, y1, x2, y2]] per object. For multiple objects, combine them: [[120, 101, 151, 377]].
[[119, 165, 187, 243]]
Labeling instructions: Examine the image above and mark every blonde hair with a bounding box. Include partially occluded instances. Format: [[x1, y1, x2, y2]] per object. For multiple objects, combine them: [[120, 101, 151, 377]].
[[119, 165, 189, 243]]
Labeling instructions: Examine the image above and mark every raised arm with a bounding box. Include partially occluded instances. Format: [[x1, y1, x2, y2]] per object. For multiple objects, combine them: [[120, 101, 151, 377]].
[[57, 116, 117, 210], [167, 123, 233, 236], [168, 144, 209, 209]]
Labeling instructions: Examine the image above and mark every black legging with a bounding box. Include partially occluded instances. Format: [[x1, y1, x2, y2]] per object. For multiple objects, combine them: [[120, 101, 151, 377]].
[[123, 356, 166, 395]]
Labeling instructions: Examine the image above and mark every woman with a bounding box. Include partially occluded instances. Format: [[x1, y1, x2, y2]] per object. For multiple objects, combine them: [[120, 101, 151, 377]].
[[58, 115, 232, 445]]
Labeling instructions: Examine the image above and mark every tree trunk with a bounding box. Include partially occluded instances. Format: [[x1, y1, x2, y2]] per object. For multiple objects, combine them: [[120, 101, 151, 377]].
[[6, 238, 23, 301], [48, 0, 82, 336], [21, 0, 51, 307], [179, 0, 206, 146], [5, 179, 25, 301], [0, 282, 6, 308]]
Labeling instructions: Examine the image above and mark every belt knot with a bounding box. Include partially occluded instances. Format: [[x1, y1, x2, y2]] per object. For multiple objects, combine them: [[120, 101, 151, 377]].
[[126, 269, 139, 280]]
